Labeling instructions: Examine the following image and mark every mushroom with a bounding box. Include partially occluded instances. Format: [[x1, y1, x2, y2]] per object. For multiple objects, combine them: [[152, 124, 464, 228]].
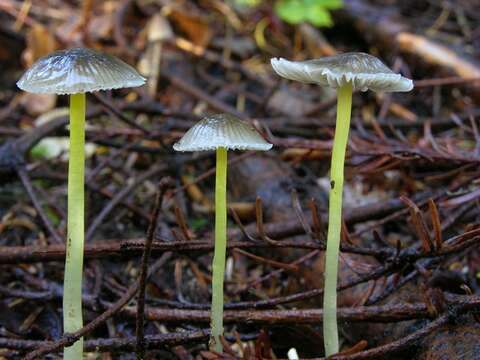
[[142, 13, 173, 97], [174, 113, 272, 352], [271, 52, 413, 356], [17, 47, 145, 359]]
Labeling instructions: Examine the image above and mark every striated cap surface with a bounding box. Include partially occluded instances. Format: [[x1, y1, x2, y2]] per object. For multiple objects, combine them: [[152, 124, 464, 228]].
[[17, 48, 145, 94], [173, 114, 273, 152], [271, 52, 413, 92]]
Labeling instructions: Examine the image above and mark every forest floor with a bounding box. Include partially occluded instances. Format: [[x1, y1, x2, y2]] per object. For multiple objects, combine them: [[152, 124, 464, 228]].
[[0, 0, 480, 359]]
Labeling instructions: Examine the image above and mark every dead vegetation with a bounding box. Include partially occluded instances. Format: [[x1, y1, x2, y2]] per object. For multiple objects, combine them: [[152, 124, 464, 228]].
[[0, 0, 479, 359]]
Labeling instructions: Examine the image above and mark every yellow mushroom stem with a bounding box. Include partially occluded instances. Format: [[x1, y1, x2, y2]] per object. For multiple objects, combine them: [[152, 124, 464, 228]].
[[323, 82, 353, 356], [63, 92, 86, 359], [210, 146, 228, 352]]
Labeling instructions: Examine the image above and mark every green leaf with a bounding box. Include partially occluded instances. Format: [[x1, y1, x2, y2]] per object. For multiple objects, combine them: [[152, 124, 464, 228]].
[[307, 4, 334, 26], [190, 217, 208, 231], [275, 0, 306, 24], [315, 0, 343, 8], [275, 0, 343, 27]]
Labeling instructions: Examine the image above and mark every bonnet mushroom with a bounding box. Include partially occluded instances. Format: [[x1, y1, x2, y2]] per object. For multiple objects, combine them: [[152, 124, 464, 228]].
[[271, 52, 413, 356], [174, 113, 272, 352], [17, 48, 145, 359]]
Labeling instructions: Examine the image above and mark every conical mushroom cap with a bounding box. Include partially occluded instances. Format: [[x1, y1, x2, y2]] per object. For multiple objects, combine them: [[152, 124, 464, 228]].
[[17, 48, 145, 95], [271, 52, 413, 92], [173, 114, 273, 152]]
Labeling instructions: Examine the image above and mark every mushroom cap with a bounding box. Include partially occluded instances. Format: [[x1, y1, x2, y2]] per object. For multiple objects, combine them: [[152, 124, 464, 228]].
[[148, 14, 173, 42], [17, 48, 145, 95], [271, 52, 413, 92], [173, 114, 273, 152]]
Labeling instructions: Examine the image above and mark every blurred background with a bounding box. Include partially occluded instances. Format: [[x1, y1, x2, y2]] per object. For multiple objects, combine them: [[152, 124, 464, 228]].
[[1, 0, 480, 359]]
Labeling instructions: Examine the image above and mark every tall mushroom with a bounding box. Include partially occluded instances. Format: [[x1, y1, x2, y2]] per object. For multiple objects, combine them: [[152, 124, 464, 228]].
[[17, 48, 145, 359], [173, 113, 272, 352], [271, 52, 413, 356]]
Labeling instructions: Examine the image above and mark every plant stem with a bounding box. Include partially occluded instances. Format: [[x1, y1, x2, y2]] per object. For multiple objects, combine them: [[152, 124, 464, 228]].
[[323, 83, 353, 356], [63, 93, 86, 360], [210, 146, 228, 352]]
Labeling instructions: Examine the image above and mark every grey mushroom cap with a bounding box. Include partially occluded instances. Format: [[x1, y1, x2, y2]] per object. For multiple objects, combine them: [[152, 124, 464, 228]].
[[173, 114, 273, 152], [17, 48, 145, 95], [271, 52, 413, 92]]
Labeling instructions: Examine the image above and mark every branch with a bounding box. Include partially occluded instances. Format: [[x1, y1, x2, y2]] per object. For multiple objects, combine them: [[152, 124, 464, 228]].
[[118, 294, 480, 324]]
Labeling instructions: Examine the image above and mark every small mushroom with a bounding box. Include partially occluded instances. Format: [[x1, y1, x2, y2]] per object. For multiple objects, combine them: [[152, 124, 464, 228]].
[[142, 14, 173, 97], [271, 52, 413, 356], [174, 114, 272, 352], [17, 47, 145, 359], [271, 52, 413, 92]]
